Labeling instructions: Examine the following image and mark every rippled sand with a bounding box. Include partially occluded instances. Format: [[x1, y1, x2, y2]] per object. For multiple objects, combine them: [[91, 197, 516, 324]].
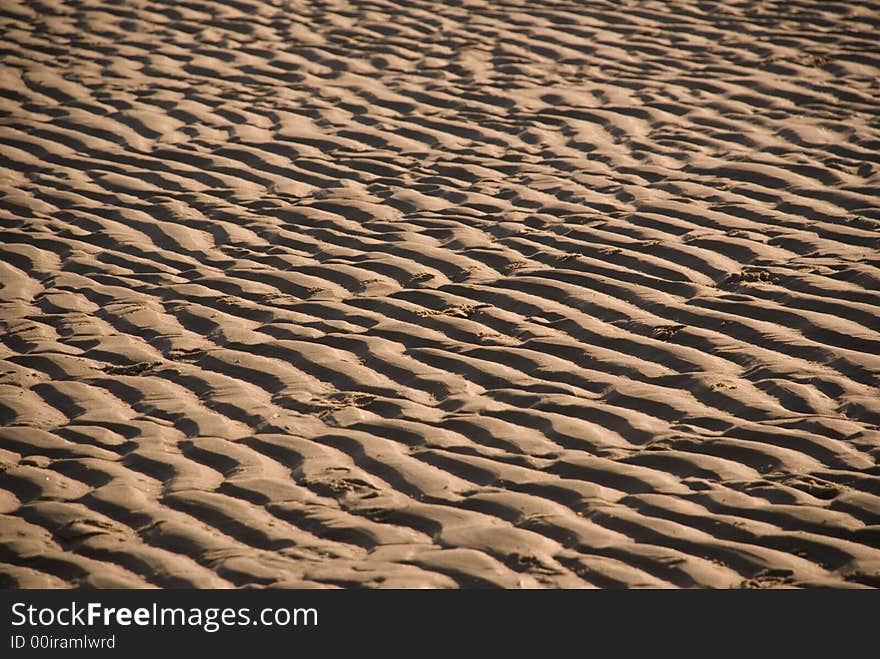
[[1, 0, 879, 588]]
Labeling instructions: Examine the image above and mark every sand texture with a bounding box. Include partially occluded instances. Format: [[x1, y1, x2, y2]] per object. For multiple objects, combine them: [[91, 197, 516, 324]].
[[1, 0, 879, 589]]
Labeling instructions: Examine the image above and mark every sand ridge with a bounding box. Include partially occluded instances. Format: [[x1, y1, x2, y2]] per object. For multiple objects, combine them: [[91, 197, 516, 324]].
[[1, 0, 879, 588]]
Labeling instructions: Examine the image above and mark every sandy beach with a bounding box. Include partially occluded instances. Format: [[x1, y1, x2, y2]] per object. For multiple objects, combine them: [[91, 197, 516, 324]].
[[1, 0, 879, 588]]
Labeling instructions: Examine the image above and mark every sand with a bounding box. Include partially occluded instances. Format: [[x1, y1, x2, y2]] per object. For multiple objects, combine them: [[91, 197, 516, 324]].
[[0, 0, 879, 589]]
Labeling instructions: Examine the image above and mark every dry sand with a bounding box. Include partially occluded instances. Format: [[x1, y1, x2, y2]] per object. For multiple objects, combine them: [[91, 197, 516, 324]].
[[1, 0, 879, 588]]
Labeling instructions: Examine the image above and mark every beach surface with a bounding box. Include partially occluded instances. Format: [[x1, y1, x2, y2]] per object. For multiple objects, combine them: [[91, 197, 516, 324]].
[[1, 0, 879, 588]]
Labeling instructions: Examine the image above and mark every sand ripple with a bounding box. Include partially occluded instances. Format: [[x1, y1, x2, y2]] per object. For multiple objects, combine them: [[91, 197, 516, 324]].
[[1, 0, 879, 588]]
